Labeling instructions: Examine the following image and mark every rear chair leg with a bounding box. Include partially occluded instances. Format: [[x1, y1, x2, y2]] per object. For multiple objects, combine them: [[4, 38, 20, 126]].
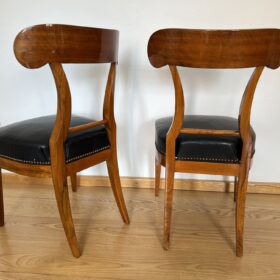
[[234, 176, 238, 202], [155, 157, 161, 197], [106, 152, 130, 224], [70, 174, 77, 192], [163, 163, 175, 250]]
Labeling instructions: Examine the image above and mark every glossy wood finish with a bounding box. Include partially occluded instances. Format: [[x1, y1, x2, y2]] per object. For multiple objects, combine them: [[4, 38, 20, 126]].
[[14, 24, 118, 68], [235, 67, 264, 256], [104, 64, 130, 224], [49, 62, 80, 257], [148, 29, 280, 69], [0, 24, 129, 257], [175, 160, 240, 176], [0, 157, 51, 177], [163, 65, 184, 249], [65, 149, 111, 175], [148, 28, 280, 256], [68, 119, 107, 134]]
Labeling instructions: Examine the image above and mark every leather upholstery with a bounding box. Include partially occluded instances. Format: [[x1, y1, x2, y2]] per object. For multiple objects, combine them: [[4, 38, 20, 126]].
[[0, 115, 110, 165], [155, 115, 256, 163]]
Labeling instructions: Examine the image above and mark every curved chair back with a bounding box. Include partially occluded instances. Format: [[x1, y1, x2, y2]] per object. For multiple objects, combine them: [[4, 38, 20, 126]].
[[14, 24, 119, 68], [13, 24, 119, 143], [148, 28, 280, 69]]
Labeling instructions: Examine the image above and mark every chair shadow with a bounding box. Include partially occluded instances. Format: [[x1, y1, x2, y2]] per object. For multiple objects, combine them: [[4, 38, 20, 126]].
[[72, 182, 132, 252], [150, 177, 236, 253], [190, 180, 236, 253], [69, 183, 102, 252]]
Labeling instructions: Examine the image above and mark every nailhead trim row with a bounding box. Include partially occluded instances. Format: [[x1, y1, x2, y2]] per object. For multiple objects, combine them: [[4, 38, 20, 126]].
[[156, 145, 239, 163], [65, 145, 110, 163], [175, 156, 239, 163], [0, 154, 50, 165], [0, 145, 110, 166]]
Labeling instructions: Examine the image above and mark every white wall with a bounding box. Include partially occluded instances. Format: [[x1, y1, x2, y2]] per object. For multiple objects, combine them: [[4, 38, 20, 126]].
[[1, 0, 280, 182]]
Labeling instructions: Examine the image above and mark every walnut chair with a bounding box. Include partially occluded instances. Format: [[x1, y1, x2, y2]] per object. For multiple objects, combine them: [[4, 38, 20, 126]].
[[0, 24, 130, 258], [147, 28, 280, 257]]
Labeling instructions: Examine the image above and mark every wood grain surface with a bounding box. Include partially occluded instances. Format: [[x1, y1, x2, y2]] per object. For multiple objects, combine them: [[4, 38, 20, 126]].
[[148, 28, 280, 69], [0, 183, 280, 279]]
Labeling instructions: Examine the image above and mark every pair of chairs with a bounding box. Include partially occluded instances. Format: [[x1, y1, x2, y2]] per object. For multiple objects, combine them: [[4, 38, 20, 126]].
[[0, 24, 279, 258]]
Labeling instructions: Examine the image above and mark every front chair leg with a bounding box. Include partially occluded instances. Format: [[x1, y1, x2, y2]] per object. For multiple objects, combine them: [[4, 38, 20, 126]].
[[155, 157, 161, 197], [163, 163, 175, 250], [52, 172, 80, 258], [0, 169, 4, 226], [235, 160, 250, 257], [70, 174, 78, 192], [106, 152, 130, 224]]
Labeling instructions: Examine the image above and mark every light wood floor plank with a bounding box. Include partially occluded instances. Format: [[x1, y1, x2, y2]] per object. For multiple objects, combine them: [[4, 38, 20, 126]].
[[0, 184, 280, 279]]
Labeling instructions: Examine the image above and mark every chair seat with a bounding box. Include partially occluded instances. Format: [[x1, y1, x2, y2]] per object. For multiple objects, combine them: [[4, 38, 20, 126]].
[[0, 115, 110, 165], [155, 115, 256, 164]]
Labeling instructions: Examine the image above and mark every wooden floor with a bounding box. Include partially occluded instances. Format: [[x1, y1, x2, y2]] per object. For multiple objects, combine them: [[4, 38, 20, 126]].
[[0, 183, 280, 280]]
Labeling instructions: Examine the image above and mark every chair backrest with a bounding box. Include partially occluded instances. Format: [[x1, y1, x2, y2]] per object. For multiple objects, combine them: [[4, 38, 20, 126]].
[[14, 24, 119, 68], [148, 28, 280, 69], [147, 28, 280, 161], [13, 24, 119, 158]]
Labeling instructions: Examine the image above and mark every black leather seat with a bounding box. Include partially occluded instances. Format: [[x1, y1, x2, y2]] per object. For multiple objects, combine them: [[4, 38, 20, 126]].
[[155, 115, 256, 164], [0, 115, 110, 165]]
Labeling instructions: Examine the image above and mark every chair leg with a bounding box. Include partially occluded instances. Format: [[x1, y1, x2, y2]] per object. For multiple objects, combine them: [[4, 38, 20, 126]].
[[234, 176, 238, 202], [0, 169, 4, 226], [163, 164, 175, 250], [106, 152, 130, 224], [70, 174, 77, 192], [52, 172, 80, 258], [235, 160, 250, 257], [155, 157, 161, 197]]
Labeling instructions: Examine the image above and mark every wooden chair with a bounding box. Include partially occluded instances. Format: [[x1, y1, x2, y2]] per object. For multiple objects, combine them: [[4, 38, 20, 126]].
[[0, 24, 130, 258], [147, 28, 280, 256]]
